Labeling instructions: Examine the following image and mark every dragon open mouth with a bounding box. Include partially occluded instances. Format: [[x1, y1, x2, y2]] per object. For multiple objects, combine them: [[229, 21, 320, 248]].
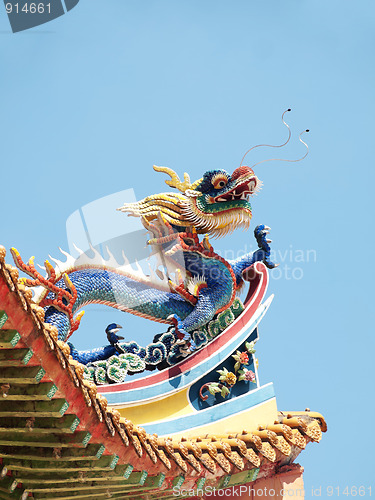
[[214, 178, 258, 203]]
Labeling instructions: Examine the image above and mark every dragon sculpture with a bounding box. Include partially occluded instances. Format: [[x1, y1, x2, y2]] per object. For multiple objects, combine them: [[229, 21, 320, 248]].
[[11, 164, 276, 375], [12, 105, 311, 383]]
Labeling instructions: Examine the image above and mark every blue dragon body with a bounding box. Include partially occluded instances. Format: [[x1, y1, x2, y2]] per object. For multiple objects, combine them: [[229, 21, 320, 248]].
[[45, 225, 271, 328], [11, 166, 276, 374]]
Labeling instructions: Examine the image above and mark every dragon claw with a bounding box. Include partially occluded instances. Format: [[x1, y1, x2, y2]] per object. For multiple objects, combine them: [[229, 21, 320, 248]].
[[264, 259, 278, 269], [167, 314, 196, 352], [254, 224, 278, 269], [175, 338, 186, 346]]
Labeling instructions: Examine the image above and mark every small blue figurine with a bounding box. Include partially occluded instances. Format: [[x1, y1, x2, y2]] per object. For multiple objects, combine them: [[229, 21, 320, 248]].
[[105, 323, 125, 354]]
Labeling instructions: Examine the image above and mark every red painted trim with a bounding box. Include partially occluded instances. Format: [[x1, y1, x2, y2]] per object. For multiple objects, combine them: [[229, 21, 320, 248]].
[[98, 262, 268, 395]]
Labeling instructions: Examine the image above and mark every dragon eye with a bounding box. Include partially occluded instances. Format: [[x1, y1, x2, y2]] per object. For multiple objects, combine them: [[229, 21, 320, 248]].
[[211, 174, 228, 190]]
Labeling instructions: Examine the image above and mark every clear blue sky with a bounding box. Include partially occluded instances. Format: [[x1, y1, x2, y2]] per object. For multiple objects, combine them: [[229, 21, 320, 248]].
[[1, 1, 374, 497]]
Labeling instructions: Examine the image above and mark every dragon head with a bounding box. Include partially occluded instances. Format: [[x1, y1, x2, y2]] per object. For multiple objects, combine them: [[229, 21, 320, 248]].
[[118, 165, 261, 237]]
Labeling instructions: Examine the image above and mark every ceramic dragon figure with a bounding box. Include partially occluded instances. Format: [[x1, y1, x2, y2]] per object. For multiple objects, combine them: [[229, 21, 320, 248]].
[[11, 164, 276, 370]]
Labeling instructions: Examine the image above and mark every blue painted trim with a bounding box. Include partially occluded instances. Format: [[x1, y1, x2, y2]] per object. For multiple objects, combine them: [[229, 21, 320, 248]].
[[142, 383, 275, 436], [103, 298, 271, 405]]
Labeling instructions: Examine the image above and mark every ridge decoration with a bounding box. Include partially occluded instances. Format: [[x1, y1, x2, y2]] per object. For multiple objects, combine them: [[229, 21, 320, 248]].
[[11, 165, 277, 383]]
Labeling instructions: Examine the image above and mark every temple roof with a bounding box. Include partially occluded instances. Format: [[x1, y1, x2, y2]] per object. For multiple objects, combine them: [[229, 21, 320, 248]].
[[0, 248, 326, 499]]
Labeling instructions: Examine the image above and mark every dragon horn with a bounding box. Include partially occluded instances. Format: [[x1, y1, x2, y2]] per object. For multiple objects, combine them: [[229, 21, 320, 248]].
[[153, 165, 192, 193]]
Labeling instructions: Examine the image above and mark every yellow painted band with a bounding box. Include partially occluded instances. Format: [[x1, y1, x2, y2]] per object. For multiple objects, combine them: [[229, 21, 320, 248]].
[[116, 387, 193, 425]]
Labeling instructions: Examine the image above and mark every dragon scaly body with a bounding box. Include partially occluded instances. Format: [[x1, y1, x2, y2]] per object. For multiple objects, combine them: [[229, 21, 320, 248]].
[[11, 166, 274, 369]]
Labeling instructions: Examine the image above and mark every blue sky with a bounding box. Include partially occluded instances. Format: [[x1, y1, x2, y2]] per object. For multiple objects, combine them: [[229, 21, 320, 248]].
[[1, 1, 374, 496]]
